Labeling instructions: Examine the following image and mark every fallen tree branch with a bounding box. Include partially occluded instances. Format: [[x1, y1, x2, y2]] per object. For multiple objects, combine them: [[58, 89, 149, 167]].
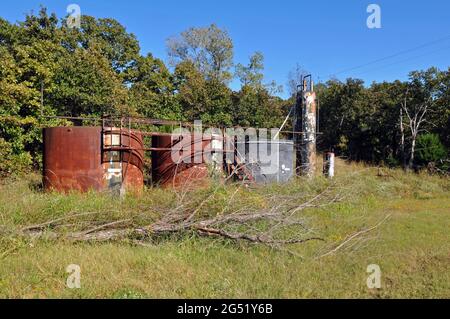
[[77, 219, 132, 235], [12, 183, 343, 251], [21, 211, 99, 232], [194, 225, 323, 244], [317, 214, 391, 259]]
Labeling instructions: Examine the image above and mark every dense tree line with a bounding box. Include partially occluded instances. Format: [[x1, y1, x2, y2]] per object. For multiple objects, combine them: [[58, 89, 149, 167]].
[[316, 68, 449, 170], [0, 8, 448, 176]]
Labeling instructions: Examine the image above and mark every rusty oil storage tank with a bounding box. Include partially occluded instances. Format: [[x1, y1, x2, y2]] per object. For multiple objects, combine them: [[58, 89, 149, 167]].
[[151, 133, 223, 188], [43, 126, 144, 193]]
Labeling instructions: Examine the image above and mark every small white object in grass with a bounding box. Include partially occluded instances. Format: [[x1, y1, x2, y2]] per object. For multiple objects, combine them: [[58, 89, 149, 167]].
[[366, 264, 381, 289], [66, 264, 81, 289]]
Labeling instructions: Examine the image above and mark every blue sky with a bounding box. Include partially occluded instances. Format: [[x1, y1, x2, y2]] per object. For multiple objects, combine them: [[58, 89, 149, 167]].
[[2, 0, 449, 98]]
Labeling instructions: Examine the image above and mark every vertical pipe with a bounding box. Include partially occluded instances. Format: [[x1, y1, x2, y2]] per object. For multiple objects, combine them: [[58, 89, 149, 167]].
[[210, 133, 223, 174], [301, 83, 317, 177], [323, 152, 335, 178], [294, 83, 303, 174]]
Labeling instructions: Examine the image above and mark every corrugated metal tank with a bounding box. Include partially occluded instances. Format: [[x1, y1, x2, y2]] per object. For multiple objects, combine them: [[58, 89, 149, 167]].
[[151, 133, 222, 188], [43, 126, 144, 193]]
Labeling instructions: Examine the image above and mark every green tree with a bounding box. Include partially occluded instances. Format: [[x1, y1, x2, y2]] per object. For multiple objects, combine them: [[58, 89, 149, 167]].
[[232, 85, 284, 128], [317, 78, 403, 162], [235, 52, 264, 88], [49, 45, 130, 117], [167, 24, 234, 83], [401, 68, 442, 169], [202, 79, 233, 126], [173, 60, 209, 121], [128, 53, 181, 119], [317, 79, 368, 159], [425, 68, 449, 148], [416, 133, 447, 166], [0, 9, 64, 171], [174, 60, 233, 125], [65, 15, 141, 78], [367, 80, 406, 163]]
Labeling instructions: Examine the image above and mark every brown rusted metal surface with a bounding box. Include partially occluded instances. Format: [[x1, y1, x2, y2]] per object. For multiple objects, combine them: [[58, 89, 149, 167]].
[[43, 127, 104, 192], [43, 126, 144, 193], [102, 128, 144, 193], [151, 134, 223, 188]]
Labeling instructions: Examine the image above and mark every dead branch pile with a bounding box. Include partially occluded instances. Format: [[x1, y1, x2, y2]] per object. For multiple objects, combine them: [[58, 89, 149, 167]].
[[15, 183, 343, 250]]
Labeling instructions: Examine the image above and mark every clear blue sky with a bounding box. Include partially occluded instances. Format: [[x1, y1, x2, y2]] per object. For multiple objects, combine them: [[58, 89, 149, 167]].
[[2, 0, 449, 98]]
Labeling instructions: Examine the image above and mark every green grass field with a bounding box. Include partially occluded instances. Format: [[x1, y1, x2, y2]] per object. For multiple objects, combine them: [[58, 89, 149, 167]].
[[0, 160, 449, 298]]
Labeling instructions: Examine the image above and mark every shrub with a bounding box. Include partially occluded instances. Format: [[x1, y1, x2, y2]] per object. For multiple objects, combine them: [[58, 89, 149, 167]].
[[416, 133, 447, 167], [0, 138, 32, 177]]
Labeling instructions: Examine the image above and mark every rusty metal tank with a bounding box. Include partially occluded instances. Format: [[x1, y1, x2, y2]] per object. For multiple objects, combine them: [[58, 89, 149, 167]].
[[151, 133, 223, 188], [43, 126, 144, 193], [102, 127, 144, 192]]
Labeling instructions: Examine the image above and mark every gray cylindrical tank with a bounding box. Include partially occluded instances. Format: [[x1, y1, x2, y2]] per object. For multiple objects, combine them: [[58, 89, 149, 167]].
[[237, 139, 294, 183]]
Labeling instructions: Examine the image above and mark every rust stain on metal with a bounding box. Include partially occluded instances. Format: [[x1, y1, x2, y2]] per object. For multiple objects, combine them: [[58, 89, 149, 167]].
[[294, 75, 317, 177], [301, 90, 317, 177], [43, 126, 144, 193], [43, 127, 104, 192], [151, 134, 222, 188], [102, 128, 144, 193]]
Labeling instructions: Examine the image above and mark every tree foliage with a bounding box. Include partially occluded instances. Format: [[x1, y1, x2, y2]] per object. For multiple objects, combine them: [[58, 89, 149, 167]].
[[0, 7, 448, 176], [167, 24, 234, 83], [316, 68, 449, 168], [416, 133, 447, 165], [235, 52, 264, 88]]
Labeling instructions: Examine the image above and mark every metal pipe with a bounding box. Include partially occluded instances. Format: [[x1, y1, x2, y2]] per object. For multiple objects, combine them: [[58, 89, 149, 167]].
[[323, 152, 335, 178], [294, 75, 317, 177], [301, 87, 317, 177]]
